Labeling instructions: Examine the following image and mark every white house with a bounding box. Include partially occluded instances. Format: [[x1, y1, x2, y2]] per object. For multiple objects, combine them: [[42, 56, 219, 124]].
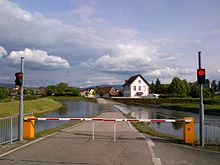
[[122, 74, 150, 98]]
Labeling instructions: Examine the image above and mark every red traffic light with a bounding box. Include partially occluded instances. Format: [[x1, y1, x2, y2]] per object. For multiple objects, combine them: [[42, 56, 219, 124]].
[[197, 69, 205, 84], [198, 69, 205, 76], [15, 72, 23, 79]]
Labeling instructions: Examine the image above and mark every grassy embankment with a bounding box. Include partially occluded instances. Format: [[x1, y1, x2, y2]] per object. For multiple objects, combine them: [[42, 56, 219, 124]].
[[112, 97, 220, 114], [0, 98, 62, 118]]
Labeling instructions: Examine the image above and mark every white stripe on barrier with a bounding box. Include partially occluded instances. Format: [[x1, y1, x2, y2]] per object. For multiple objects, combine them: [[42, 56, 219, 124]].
[[24, 117, 192, 123]]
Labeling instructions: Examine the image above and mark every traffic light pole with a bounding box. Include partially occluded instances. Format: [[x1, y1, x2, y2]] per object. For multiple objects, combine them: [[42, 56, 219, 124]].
[[19, 57, 24, 141], [198, 51, 204, 146]]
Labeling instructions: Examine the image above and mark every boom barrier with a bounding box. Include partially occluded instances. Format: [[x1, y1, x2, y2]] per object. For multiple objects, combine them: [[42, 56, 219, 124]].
[[24, 117, 192, 123], [23, 117, 194, 144]]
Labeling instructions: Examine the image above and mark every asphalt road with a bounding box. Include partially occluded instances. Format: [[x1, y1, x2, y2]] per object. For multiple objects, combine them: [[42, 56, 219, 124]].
[[0, 98, 220, 165]]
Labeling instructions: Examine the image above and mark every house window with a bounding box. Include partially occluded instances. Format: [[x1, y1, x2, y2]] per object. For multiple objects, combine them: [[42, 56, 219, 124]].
[[138, 86, 141, 91], [138, 80, 141, 83], [133, 86, 136, 91], [143, 86, 146, 91]]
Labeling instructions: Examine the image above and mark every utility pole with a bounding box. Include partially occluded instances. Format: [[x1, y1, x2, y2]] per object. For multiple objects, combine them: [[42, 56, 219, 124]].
[[198, 51, 205, 146], [19, 57, 24, 141]]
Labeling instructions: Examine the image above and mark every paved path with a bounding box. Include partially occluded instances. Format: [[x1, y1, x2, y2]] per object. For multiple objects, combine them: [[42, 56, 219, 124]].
[[0, 98, 220, 165]]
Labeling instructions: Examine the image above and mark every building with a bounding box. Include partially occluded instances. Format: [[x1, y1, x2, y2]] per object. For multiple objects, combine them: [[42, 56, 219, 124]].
[[122, 74, 150, 98], [95, 86, 118, 98]]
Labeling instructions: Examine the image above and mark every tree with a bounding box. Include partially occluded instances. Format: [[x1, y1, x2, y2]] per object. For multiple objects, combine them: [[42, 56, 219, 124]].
[[182, 79, 191, 96], [56, 82, 68, 96], [190, 82, 199, 98], [218, 81, 220, 92], [159, 84, 169, 94], [168, 77, 187, 97], [0, 86, 9, 100], [66, 87, 80, 96], [154, 78, 161, 94], [211, 80, 217, 92], [46, 85, 57, 96], [96, 88, 105, 97], [149, 81, 155, 93]]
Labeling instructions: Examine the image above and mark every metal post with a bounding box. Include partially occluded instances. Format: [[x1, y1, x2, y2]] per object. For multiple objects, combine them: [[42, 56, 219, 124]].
[[114, 121, 116, 142], [19, 57, 24, 141], [10, 117, 13, 143], [198, 52, 204, 146], [92, 121, 94, 140]]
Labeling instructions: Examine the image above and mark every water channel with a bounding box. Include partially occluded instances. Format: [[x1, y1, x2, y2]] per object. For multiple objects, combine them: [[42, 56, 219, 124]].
[[116, 104, 220, 144], [35, 100, 220, 144], [35, 100, 100, 133]]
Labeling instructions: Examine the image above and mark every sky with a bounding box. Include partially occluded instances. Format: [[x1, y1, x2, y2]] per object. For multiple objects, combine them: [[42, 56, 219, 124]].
[[0, 0, 220, 87]]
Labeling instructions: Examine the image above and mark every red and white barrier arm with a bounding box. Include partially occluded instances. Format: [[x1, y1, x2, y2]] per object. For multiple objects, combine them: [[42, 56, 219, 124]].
[[24, 117, 192, 123]]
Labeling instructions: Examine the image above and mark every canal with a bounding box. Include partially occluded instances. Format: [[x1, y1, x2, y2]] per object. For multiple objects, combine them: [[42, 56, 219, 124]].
[[35, 100, 220, 144], [116, 104, 220, 144]]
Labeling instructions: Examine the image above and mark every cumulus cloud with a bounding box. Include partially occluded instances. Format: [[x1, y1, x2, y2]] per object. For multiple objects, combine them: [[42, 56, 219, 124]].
[[0, 46, 7, 57], [7, 48, 70, 69], [145, 67, 194, 79], [83, 42, 158, 73]]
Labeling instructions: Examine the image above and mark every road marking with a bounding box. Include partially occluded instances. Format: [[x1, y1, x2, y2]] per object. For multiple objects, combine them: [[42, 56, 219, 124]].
[[114, 104, 162, 165], [0, 137, 44, 158]]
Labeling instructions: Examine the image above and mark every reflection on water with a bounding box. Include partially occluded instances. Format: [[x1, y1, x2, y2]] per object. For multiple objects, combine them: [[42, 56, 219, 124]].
[[35, 100, 100, 133], [116, 104, 220, 143]]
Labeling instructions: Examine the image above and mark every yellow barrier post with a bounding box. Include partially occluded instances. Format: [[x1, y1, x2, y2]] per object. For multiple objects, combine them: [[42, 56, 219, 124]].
[[23, 116, 35, 139], [184, 117, 194, 144]]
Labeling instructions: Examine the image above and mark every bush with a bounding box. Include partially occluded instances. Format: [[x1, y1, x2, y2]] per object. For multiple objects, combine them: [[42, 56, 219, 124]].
[[0, 87, 9, 100]]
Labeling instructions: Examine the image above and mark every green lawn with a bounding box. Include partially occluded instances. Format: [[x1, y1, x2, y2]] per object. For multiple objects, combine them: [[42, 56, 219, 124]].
[[0, 98, 62, 117]]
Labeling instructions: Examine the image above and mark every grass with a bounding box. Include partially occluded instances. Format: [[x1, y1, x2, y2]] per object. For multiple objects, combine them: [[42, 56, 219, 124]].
[[48, 96, 97, 103], [0, 98, 62, 117], [160, 103, 220, 115]]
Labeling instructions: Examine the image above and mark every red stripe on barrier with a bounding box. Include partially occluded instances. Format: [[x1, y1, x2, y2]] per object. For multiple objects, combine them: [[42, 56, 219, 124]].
[[92, 118, 103, 121], [103, 119, 116, 121], [46, 118, 59, 120], [151, 120, 166, 123], [127, 119, 139, 122], [70, 118, 81, 120]]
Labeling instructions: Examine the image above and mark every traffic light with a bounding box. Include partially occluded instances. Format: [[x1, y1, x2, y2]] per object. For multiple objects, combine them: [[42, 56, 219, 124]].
[[197, 69, 205, 84], [15, 72, 23, 87]]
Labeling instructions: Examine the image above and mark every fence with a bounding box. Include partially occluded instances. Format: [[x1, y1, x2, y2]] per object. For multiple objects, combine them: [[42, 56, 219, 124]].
[[0, 113, 32, 144], [195, 119, 220, 144]]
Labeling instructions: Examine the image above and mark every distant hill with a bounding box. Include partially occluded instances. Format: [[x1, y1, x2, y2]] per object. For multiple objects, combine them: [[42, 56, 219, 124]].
[[0, 83, 14, 88]]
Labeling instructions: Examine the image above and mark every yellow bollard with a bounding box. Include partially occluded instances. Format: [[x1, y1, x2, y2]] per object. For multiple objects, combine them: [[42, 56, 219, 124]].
[[23, 116, 35, 139], [183, 117, 194, 144]]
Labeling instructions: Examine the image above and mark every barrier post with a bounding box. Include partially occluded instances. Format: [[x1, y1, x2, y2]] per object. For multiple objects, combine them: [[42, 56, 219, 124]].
[[183, 117, 194, 144], [23, 116, 35, 139], [92, 121, 95, 140], [114, 121, 116, 142]]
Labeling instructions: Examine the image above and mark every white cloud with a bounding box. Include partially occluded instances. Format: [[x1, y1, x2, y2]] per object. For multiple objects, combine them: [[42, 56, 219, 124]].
[[145, 67, 194, 79], [84, 42, 157, 72], [0, 46, 7, 57], [7, 48, 70, 69]]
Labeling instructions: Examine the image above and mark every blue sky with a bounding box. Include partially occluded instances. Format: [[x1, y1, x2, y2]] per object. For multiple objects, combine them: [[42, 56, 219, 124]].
[[0, 0, 220, 87]]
